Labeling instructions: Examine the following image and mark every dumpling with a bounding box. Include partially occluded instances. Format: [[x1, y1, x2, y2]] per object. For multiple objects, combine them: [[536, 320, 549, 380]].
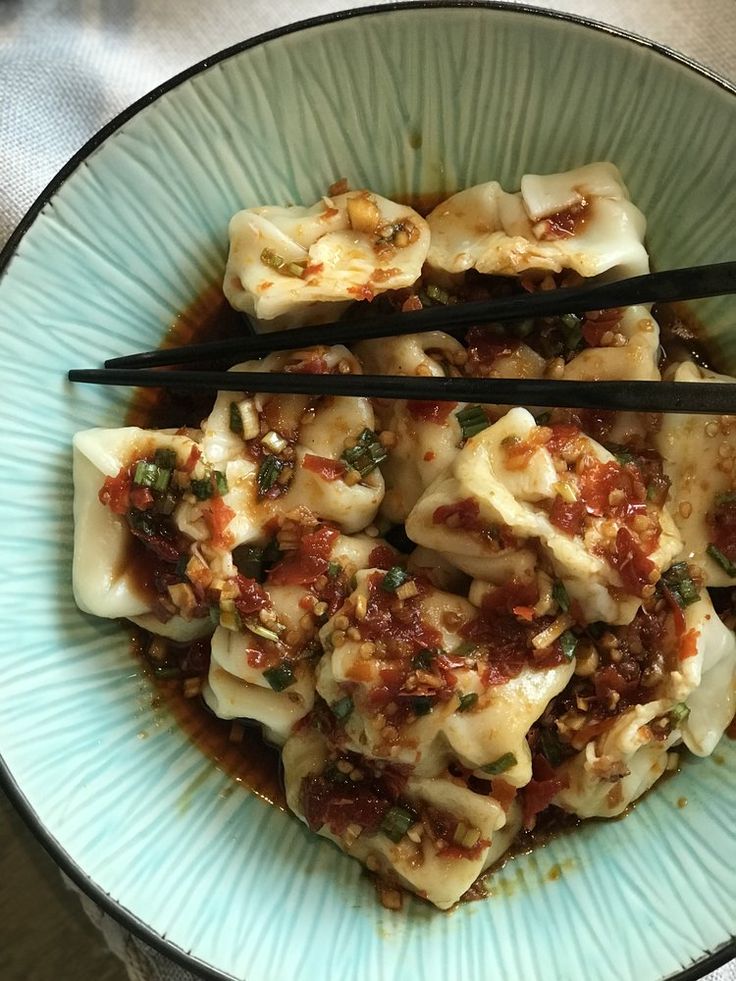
[[282, 727, 521, 909], [224, 190, 430, 325], [354, 331, 467, 522], [657, 361, 736, 586], [426, 162, 648, 281], [552, 698, 678, 818], [199, 345, 385, 536], [73, 426, 213, 641], [563, 304, 660, 383], [407, 407, 682, 623], [316, 568, 574, 786]]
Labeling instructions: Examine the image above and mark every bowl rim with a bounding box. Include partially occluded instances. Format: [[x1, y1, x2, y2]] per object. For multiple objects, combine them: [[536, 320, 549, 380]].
[[0, 3, 734, 979]]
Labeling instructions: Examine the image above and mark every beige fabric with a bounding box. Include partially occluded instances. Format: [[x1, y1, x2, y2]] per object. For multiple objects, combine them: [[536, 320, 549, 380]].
[[2, 2, 735, 979]]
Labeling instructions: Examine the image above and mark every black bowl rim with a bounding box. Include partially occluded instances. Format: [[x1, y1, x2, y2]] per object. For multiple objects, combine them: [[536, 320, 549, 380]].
[[0, 3, 734, 979]]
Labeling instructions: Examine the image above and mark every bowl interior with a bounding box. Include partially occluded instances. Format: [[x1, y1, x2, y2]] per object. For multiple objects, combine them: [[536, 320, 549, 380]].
[[0, 5, 734, 980]]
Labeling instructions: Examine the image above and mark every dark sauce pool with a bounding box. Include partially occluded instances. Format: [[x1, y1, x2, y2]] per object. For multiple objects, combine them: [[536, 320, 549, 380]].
[[120, 280, 729, 890]]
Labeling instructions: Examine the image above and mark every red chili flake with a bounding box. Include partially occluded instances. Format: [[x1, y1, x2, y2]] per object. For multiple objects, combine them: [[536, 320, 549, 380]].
[[98, 467, 131, 514], [368, 544, 398, 570], [433, 497, 483, 531], [679, 628, 699, 660], [401, 294, 423, 312], [303, 454, 347, 481], [232, 575, 270, 616], [287, 354, 329, 375], [268, 525, 340, 586], [521, 755, 568, 828], [465, 326, 521, 374], [424, 451, 436, 462], [303, 262, 324, 278], [548, 497, 587, 537], [492, 779, 517, 813], [406, 400, 458, 424], [181, 445, 201, 474], [129, 486, 154, 511], [606, 526, 656, 596], [347, 284, 375, 302], [204, 496, 236, 550]]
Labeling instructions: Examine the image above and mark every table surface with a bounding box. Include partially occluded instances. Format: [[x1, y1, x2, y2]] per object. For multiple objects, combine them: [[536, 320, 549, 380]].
[[1, 2, 734, 979]]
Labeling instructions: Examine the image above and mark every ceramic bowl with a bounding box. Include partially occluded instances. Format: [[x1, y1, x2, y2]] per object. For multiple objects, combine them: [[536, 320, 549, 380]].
[[0, 4, 734, 979]]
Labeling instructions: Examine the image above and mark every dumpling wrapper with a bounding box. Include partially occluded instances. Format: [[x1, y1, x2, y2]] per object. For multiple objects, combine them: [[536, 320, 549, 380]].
[[657, 360, 736, 586], [72, 427, 212, 642], [282, 728, 520, 910], [427, 162, 648, 281], [224, 190, 429, 325]]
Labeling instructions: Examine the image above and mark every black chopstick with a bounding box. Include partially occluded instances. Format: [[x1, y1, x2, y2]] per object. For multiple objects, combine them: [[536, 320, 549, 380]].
[[103, 261, 736, 370], [67, 369, 736, 416]]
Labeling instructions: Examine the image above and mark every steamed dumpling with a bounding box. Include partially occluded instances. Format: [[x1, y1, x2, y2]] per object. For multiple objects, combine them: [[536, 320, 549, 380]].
[[427, 162, 648, 280], [224, 190, 430, 325]]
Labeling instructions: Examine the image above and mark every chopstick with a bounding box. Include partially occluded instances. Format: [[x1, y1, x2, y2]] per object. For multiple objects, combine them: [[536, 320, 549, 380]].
[[103, 261, 736, 369], [67, 369, 736, 415]]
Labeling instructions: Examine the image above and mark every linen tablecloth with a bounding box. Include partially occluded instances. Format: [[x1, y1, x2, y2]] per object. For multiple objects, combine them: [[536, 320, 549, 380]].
[[1, 2, 734, 979]]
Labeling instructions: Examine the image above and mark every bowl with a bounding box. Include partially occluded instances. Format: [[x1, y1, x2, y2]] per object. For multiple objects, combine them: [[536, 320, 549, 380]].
[[1, 4, 734, 979]]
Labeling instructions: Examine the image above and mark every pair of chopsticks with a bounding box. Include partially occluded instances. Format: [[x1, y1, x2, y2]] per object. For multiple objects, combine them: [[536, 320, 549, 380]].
[[68, 262, 736, 415]]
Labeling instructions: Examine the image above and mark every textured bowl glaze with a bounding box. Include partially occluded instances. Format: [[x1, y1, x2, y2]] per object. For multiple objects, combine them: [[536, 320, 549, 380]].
[[0, 4, 734, 980]]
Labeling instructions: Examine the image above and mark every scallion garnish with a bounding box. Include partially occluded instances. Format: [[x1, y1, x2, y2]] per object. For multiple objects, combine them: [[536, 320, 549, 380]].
[[706, 543, 736, 577], [425, 283, 454, 305], [535, 411, 551, 426], [411, 697, 433, 716], [559, 630, 577, 661], [380, 805, 416, 843], [246, 620, 281, 642], [128, 510, 157, 537], [257, 455, 283, 497], [482, 752, 518, 775], [327, 561, 342, 579], [381, 565, 408, 592], [209, 604, 221, 626], [715, 490, 736, 506], [341, 428, 387, 477], [661, 562, 700, 607], [552, 580, 570, 613], [670, 702, 691, 725], [175, 554, 189, 577], [154, 491, 177, 515], [261, 248, 306, 277], [331, 696, 354, 720], [538, 728, 564, 767], [560, 312, 583, 351], [453, 641, 477, 658], [213, 470, 228, 497], [233, 545, 264, 581], [154, 448, 177, 470], [457, 692, 478, 712], [190, 477, 213, 500], [456, 404, 489, 440], [412, 648, 435, 670], [133, 461, 160, 488], [263, 662, 295, 692], [229, 401, 244, 436], [605, 443, 636, 466]]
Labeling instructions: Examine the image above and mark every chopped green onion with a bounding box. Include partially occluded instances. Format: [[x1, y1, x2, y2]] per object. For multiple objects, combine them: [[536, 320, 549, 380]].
[[456, 404, 489, 440], [327, 561, 342, 579], [715, 491, 736, 507], [535, 411, 551, 426], [133, 461, 161, 488], [263, 662, 295, 692], [209, 604, 221, 627], [257, 455, 283, 497], [380, 805, 416, 843], [559, 630, 577, 661], [453, 641, 477, 658], [229, 401, 244, 436], [482, 752, 518, 775], [411, 697, 433, 716], [331, 696, 354, 720], [190, 478, 212, 500], [706, 543, 736, 577], [412, 648, 435, 670], [175, 554, 189, 577], [605, 443, 636, 466], [426, 283, 454, 305], [245, 620, 281, 642], [457, 691, 478, 712], [154, 448, 177, 470], [538, 728, 564, 767], [661, 562, 700, 607], [560, 312, 583, 351], [381, 565, 409, 592], [154, 491, 177, 515], [552, 580, 570, 613], [669, 702, 691, 726], [233, 545, 264, 581], [261, 247, 285, 270], [153, 468, 171, 493], [511, 318, 535, 339], [127, 510, 157, 537], [213, 470, 228, 497], [341, 428, 387, 477]]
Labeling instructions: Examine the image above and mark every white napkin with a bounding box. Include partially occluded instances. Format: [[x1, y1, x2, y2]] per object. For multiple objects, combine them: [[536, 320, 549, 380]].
[[4, 2, 735, 979]]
